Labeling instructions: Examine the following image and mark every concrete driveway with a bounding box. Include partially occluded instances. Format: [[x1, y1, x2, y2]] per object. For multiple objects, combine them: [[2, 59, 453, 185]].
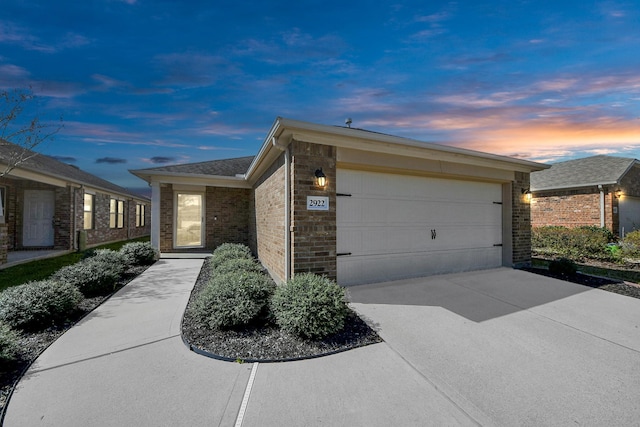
[[4, 263, 640, 426], [348, 268, 640, 426]]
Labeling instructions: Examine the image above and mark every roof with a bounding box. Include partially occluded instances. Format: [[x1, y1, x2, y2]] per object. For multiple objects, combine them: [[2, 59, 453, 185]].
[[531, 155, 637, 191], [0, 140, 149, 200], [133, 156, 254, 177]]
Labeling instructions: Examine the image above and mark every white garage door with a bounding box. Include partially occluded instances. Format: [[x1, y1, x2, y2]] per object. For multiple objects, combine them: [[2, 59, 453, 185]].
[[337, 169, 503, 286]]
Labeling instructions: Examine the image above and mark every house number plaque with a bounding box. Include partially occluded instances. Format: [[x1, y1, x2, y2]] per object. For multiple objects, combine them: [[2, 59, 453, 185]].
[[307, 196, 329, 211]]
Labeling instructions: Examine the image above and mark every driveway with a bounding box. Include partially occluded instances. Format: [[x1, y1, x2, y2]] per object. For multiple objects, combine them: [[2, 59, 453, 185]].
[[4, 263, 640, 426], [348, 268, 640, 426]]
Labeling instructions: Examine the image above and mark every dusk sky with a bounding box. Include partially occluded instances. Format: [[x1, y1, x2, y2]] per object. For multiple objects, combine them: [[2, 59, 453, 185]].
[[2, 0, 639, 194]]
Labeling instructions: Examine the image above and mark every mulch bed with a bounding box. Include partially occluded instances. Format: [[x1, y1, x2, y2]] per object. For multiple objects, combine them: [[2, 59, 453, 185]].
[[0, 265, 150, 419], [181, 258, 383, 362], [523, 267, 640, 299]]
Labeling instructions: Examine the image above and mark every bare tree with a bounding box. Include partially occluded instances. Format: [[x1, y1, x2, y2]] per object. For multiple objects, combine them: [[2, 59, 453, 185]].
[[0, 87, 63, 178]]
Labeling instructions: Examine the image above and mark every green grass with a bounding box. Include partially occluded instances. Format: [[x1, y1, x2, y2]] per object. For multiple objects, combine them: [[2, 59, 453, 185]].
[[532, 257, 640, 284], [0, 237, 150, 293]]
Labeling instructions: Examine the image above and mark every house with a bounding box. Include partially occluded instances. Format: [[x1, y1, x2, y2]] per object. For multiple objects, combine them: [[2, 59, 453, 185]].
[[0, 140, 151, 265], [530, 155, 640, 237], [131, 117, 547, 286]]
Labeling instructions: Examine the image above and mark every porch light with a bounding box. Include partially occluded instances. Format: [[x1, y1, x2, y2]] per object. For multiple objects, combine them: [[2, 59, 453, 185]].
[[522, 188, 532, 202], [315, 168, 327, 188], [615, 190, 624, 199]]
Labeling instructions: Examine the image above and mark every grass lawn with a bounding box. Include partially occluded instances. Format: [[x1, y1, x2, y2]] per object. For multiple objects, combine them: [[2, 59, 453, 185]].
[[0, 237, 150, 292], [532, 257, 640, 284]]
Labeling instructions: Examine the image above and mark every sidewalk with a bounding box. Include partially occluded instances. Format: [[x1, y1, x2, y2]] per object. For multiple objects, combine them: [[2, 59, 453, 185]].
[[4, 259, 480, 426]]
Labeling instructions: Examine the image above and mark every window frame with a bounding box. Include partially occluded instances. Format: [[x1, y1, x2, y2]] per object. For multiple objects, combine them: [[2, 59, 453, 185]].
[[109, 198, 125, 229], [83, 193, 95, 230], [136, 203, 146, 227]]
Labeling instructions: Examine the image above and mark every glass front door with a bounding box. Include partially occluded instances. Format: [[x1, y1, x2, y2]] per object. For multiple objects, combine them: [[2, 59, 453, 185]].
[[175, 193, 203, 248]]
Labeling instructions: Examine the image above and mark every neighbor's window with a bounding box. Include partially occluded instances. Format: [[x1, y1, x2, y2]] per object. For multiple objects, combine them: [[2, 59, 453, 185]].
[[0, 187, 5, 219], [110, 198, 125, 229], [83, 194, 94, 230], [136, 203, 145, 227]]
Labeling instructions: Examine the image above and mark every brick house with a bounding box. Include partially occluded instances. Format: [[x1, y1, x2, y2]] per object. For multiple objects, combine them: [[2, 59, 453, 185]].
[[530, 155, 640, 237], [0, 140, 151, 265], [131, 117, 547, 286]]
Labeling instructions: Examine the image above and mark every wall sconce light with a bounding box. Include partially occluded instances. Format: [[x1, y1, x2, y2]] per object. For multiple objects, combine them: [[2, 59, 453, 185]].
[[315, 168, 327, 188], [615, 190, 624, 199], [522, 188, 532, 202]]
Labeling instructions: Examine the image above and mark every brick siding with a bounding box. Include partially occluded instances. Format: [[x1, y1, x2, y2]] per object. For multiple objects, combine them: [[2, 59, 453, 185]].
[[206, 186, 251, 248], [512, 172, 532, 267]]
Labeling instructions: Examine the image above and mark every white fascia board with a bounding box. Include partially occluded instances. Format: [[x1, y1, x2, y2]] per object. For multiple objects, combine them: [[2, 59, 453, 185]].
[[131, 170, 252, 189], [532, 181, 619, 192]]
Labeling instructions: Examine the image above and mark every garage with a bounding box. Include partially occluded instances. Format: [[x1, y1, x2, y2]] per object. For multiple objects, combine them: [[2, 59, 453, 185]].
[[337, 169, 504, 286]]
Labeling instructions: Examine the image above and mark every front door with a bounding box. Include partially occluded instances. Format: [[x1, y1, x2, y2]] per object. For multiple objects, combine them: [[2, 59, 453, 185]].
[[175, 192, 204, 248], [23, 190, 55, 247]]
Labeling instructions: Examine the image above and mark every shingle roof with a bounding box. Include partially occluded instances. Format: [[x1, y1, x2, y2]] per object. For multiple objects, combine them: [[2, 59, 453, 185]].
[[133, 156, 255, 177], [531, 155, 636, 191], [0, 140, 148, 200]]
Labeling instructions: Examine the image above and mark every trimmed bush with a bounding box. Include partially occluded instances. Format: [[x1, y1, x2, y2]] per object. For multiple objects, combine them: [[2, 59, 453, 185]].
[[52, 256, 123, 297], [120, 241, 158, 266], [0, 280, 82, 331], [193, 271, 275, 329], [214, 257, 265, 276], [532, 225, 615, 260], [211, 244, 253, 270], [620, 230, 640, 258], [0, 322, 19, 363], [271, 273, 348, 340], [548, 258, 578, 276]]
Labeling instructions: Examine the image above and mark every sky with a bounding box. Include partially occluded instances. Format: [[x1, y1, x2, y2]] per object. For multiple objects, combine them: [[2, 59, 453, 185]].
[[1, 0, 639, 195]]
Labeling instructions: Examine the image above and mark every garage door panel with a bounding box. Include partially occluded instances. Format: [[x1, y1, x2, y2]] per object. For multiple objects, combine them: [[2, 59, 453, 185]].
[[337, 169, 503, 286]]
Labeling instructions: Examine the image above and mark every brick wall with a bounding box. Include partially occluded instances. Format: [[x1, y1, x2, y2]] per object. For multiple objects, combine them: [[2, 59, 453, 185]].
[[0, 223, 7, 264], [512, 172, 532, 267], [205, 186, 251, 248], [159, 184, 174, 252], [290, 140, 337, 280], [250, 154, 286, 282], [531, 187, 617, 233], [0, 177, 18, 250]]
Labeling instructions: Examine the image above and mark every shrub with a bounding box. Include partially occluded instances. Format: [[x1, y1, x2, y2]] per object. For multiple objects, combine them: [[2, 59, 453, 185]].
[[211, 244, 253, 270], [193, 271, 275, 329], [548, 258, 578, 276], [120, 241, 158, 266], [532, 225, 615, 260], [620, 230, 640, 258], [0, 280, 82, 331], [271, 273, 348, 340], [0, 322, 19, 364], [214, 257, 265, 276], [52, 256, 123, 297]]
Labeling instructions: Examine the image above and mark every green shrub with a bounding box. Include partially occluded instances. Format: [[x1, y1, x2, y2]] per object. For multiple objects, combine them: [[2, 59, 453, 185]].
[[214, 257, 264, 276], [193, 271, 275, 329], [52, 256, 123, 297], [120, 241, 158, 266], [532, 226, 615, 260], [548, 258, 578, 276], [620, 230, 640, 258], [271, 273, 348, 340], [211, 244, 253, 270], [0, 280, 82, 331], [0, 322, 19, 363]]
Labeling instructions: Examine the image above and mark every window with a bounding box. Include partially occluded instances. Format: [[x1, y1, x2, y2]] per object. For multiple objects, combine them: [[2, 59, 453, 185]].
[[136, 204, 145, 227], [110, 198, 124, 229], [0, 187, 5, 219], [83, 194, 94, 230]]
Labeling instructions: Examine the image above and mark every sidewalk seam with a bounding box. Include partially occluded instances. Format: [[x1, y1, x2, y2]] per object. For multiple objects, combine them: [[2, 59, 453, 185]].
[[235, 362, 259, 427]]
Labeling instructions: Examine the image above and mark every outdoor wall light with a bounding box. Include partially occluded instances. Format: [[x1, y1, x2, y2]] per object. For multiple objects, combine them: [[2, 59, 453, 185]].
[[522, 188, 532, 202], [615, 190, 624, 199], [315, 168, 327, 188]]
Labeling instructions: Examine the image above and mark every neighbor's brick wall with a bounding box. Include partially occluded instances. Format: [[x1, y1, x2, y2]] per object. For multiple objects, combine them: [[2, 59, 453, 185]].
[[290, 140, 337, 280], [0, 223, 7, 264], [250, 154, 286, 282], [0, 177, 18, 250], [531, 187, 616, 233], [205, 186, 251, 249], [512, 172, 532, 267]]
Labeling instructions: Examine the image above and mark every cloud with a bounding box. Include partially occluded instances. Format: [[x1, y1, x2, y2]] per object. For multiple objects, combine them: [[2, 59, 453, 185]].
[[149, 156, 176, 164], [0, 21, 89, 53], [96, 157, 127, 164]]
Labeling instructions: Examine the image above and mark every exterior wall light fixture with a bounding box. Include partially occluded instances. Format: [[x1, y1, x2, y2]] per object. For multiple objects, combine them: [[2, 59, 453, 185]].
[[522, 188, 532, 202], [315, 168, 327, 188], [615, 190, 624, 199]]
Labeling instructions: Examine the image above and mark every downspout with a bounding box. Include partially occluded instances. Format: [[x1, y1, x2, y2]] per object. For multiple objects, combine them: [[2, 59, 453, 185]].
[[272, 136, 291, 282], [598, 185, 605, 228]]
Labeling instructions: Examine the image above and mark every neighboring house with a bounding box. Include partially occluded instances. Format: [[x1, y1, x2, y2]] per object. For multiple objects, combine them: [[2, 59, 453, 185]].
[[530, 155, 639, 237], [131, 117, 547, 286], [0, 140, 151, 264]]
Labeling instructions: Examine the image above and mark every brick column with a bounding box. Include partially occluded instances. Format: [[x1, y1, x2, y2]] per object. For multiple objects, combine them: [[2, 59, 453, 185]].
[[0, 223, 7, 264], [512, 171, 532, 268]]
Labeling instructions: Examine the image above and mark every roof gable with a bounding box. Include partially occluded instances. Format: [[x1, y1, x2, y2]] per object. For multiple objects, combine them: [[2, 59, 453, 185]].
[[133, 156, 254, 177], [531, 155, 636, 191]]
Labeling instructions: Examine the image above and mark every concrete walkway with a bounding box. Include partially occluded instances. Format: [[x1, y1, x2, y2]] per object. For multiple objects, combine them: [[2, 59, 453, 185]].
[[4, 263, 640, 426]]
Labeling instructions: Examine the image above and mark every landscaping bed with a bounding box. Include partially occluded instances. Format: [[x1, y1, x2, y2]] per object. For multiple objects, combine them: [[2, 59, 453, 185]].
[[181, 257, 383, 362]]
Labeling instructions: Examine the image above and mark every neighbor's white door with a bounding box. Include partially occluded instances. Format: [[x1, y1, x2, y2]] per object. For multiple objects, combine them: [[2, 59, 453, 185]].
[[175, 192, 204, 248], [23, 190, 55, 247], [337, 169, 503, 286]]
